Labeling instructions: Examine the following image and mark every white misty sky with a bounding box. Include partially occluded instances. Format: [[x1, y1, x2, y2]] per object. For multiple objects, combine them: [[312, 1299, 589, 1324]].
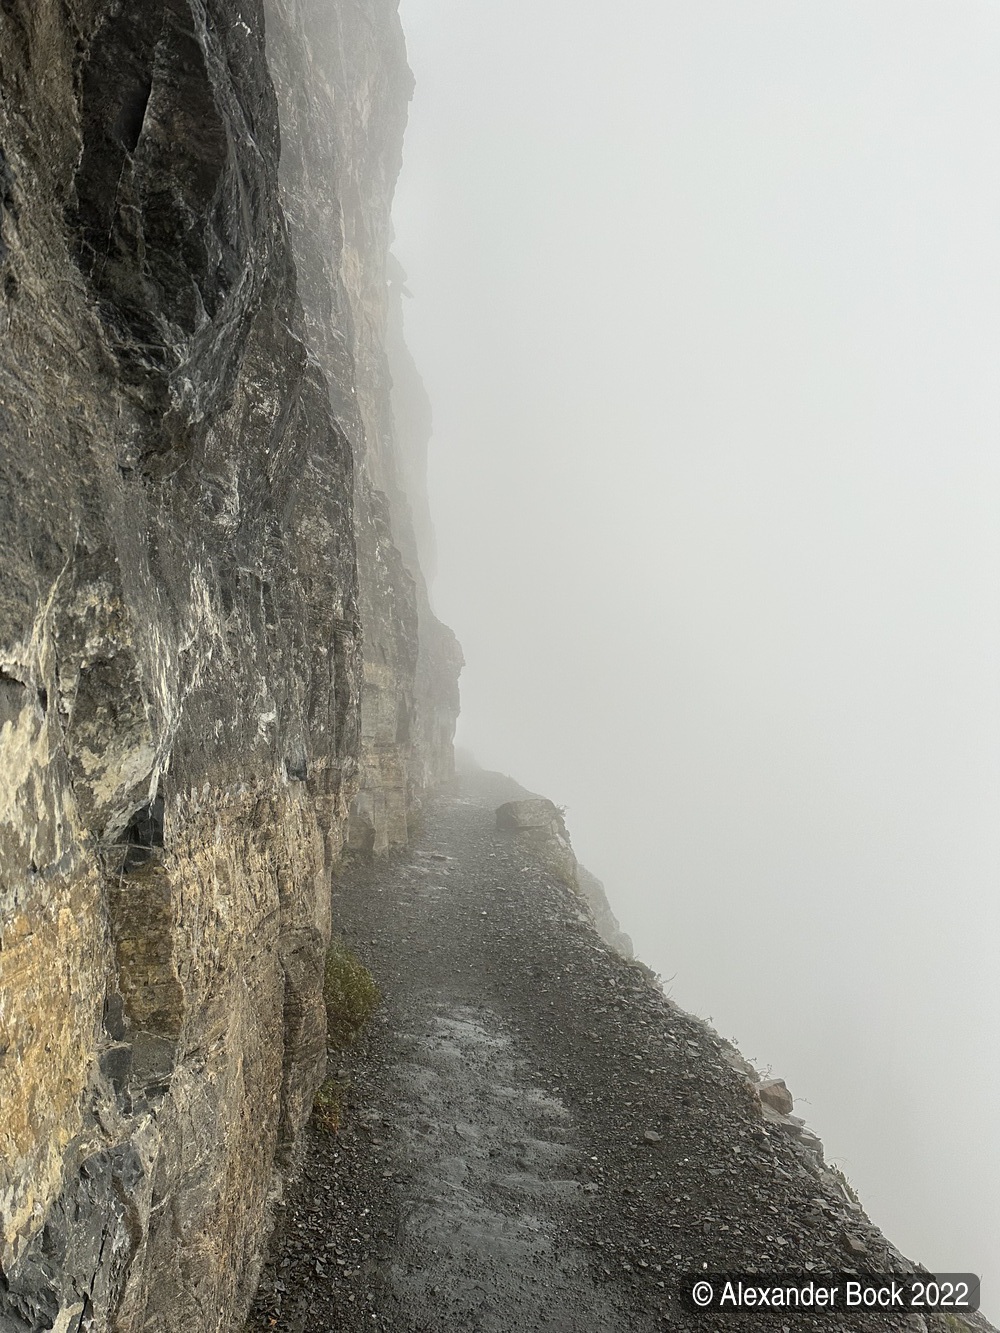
[[392, 0, 1000, 1303]]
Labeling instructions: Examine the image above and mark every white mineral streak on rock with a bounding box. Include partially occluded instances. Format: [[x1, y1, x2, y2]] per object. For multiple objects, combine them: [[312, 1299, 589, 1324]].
[[0, 3, 458, 1329]]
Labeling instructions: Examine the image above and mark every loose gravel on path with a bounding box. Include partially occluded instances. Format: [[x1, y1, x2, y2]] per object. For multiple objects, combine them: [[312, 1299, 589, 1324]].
[[246, 774, 984, 1333]]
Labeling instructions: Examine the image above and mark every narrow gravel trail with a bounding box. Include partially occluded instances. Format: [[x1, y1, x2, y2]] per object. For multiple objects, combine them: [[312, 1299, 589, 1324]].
[[245, 775, 969, 1333]]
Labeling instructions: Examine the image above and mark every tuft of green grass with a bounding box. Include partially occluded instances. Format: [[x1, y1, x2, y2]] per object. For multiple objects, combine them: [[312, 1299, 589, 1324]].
[[312, 940, 379, 1134], [322, 937, 380, 1048], [942, 1315, 971, 1333], [313, 1077, 344, 1134], [828, 1163, 862, 1207]]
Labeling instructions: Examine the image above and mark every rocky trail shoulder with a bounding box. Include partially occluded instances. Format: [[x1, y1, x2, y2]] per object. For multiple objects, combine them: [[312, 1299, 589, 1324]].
[[246, 778, 988, 1333]]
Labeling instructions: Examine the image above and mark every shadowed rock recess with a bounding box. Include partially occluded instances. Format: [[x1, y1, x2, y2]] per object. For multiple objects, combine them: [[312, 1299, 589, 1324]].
[[0, 7, 991, 1333]]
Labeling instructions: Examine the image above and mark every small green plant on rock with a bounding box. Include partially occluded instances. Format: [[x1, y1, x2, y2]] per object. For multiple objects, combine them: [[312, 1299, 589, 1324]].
[[942, 1314, 971, 1333], [311, 938, 379, 1134], [313, 1077, 343, 1134], [829, 1163, 862, 1207], [322, 936, 380, 1048]]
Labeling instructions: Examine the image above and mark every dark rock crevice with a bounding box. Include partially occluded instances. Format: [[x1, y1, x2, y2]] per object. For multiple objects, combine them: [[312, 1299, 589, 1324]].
[[0, 144, 18, 265]]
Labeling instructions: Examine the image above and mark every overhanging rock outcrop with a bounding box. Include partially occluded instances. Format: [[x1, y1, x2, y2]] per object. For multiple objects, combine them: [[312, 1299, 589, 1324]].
[[489, 778, 634, 959], [496, 797, 578, 885], [0, 3, 457, 1330]]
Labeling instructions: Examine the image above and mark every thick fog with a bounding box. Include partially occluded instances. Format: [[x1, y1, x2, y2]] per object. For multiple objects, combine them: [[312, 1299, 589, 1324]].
[[392, 0, 1000, 1303]]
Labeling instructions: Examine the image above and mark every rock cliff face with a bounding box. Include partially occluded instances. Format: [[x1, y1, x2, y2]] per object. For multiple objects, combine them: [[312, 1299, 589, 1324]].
[[0, 4, 457, 1330]]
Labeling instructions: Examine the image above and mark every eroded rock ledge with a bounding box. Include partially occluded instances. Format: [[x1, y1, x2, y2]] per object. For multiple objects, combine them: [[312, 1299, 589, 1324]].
[[0, 3, 456, 1330]]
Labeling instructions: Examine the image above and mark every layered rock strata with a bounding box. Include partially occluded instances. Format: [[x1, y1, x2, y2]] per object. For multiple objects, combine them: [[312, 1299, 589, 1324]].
[[262, 1, 461, 856], [0, 3, 457, 1330], [489, 782, 634, 959]]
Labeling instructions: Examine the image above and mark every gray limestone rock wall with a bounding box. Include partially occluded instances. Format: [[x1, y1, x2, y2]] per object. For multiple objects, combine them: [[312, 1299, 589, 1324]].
[[0, 4, 457, 1331], [262, 0, 461, 856]]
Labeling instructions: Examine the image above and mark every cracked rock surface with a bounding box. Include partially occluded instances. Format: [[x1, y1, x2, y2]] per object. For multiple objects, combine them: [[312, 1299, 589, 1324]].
[[0, 4, 459, 1327], [247, 772, 992, 1333]]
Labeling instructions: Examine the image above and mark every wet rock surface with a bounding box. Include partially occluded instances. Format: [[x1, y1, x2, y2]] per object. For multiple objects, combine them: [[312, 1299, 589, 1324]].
[[0, 3, 458, 1328], [247, 774, 986, 1333]]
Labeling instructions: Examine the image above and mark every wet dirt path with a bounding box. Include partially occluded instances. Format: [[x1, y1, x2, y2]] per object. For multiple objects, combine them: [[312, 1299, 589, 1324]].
[[246, 775, 950, 1333]]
